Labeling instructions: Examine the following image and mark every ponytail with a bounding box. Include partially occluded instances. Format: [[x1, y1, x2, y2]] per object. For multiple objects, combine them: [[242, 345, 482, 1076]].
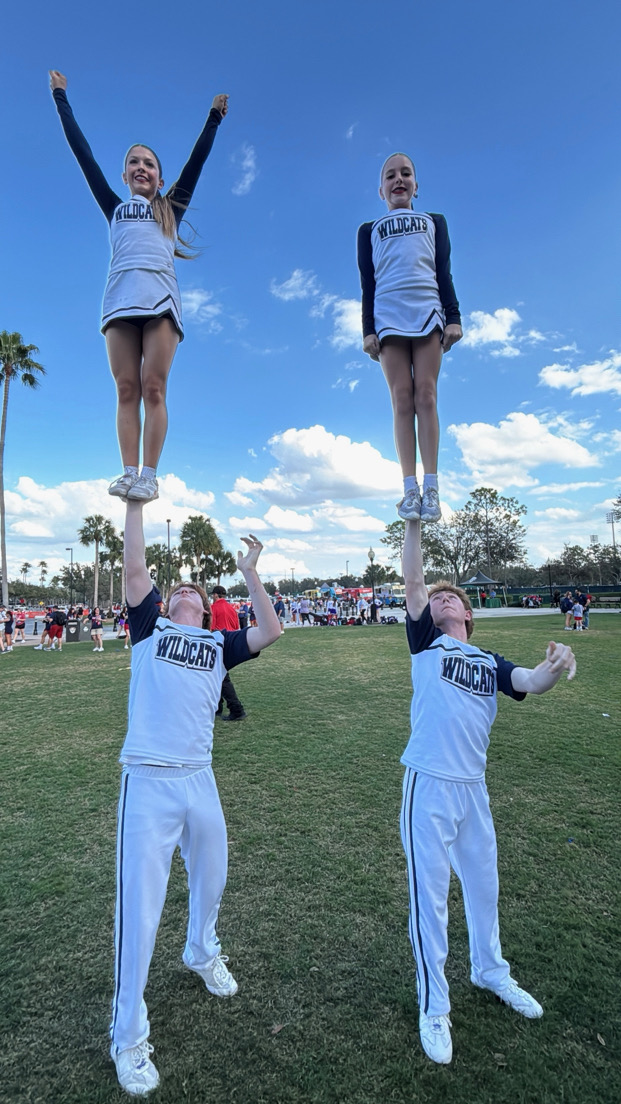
[[152, 193, 198, 260]]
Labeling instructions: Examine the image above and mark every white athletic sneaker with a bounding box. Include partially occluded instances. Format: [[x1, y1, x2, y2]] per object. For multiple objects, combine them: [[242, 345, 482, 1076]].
[[33, 644, 43, 650], [127, 475, 159, 503], [419, 1012, 452, 1064], [108, 472, 138, 499], [187, 953, 238, 998], [490, 981, 543, 1019], [111, 1040, 160, 1096], [44, 647, 53, 651], [397, 487, 422, 520], [420, 486, 442, 522], [93, 647, 99, 652], [124, 643, 129, 649]]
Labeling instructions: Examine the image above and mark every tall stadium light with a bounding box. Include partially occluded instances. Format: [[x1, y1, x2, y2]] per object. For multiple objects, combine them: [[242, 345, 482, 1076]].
[[65, 547, 74, 607], [606, 512, 617, 552], [291, 568, 295, 596]]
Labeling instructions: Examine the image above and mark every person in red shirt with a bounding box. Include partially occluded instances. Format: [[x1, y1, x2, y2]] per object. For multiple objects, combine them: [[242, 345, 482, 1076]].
[[210, 586, 247, 721]]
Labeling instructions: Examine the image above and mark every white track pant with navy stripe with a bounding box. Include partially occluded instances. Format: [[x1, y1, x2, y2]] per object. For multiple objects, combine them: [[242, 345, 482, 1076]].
[[110, 764, 227, 1053], [400, 768, 511, 1016]]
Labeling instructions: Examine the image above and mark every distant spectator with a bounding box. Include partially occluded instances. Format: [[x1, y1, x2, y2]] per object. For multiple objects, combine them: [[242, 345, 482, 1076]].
[[84, 607, 105, 651], [273, 594, 286, 634], [34, 609, 54, 650], [560, 591, 573, 630], [299, 597, 313, 625], [571, 599, 583, 631], [211, 586, 247, 722], [14, 610, 26, 643], [553, 590, 560, 609], [579, 591, 591, 630], [45, 605, 67, 651]]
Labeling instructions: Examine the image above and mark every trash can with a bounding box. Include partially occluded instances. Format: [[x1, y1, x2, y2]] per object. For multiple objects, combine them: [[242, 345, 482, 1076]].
[[66, 618, 82, 643]]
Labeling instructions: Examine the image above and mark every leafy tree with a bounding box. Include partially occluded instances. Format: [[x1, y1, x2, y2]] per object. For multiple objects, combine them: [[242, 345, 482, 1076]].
[[145, 542, 169, 589], [463, 487, 527, 581], [78, 515, 114, 607], [361, 562, 388, 587], [0, 331, 45, 605], [422, 513, 482, 583]]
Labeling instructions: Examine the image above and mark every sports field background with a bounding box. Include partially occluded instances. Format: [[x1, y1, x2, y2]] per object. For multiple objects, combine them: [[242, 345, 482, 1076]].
[[2, 616, 619, 1103]]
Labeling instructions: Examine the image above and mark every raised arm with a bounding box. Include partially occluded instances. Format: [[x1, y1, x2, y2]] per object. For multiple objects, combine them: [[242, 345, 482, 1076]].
[[169, 94, 229, 213], [511, 641, 576, 695], [124, 501, 153, 608], [49, 72, 120, 221], [403, 519, 428, 621], [237, 535, 281, 654]]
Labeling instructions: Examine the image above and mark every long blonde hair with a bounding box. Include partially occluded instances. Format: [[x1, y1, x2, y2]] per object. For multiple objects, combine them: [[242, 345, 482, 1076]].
[[125, 144, 198, 260]]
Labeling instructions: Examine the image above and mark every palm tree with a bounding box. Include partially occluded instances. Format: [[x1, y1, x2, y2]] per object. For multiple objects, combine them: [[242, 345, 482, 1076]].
[[145, 542, 169, 589], [179, 516, 220, 587], [0, 332, 45, 604], [21, 561, 32, 584], [78, 516, 115, 608], [100, 529, 124, 609], [38, 560, 48, 586], [204, 544, 237, 586]]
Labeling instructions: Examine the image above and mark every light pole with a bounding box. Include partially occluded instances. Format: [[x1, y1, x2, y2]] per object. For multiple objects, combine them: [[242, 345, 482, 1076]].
[[291, 567, 295, 596], [166, 519, 172, 597], [345, 559, 349, 580], [606, 512, 617, 553], [368, 546, 376, 622], [65, 547, 74, 607]]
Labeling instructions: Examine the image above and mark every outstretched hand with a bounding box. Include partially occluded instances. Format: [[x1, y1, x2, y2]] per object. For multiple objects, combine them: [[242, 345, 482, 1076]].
[[49, 70, 67, 91], [545, 640, 577, 681], [212, 94, 229, 117], [237, 533, 263, 574]]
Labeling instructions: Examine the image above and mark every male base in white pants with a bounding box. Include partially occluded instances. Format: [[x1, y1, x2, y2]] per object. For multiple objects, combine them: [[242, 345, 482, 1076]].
[[110, 502, 281, 1095], [400, 519, 576, 1064]]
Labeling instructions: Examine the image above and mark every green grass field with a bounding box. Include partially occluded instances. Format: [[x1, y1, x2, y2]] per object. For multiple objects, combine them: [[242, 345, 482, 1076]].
[[1, 616, 620, 1104]]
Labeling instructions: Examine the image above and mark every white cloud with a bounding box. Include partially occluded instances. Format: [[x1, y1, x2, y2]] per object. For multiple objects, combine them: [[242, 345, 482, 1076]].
[[270, 269, 319, 301], [553, 342, 579, 354], [539, 351, 621, 396], [448, 411, 598, 486], [330, 298, 361, 350], [228, 515, 270, 532], [462, 308, 521, 356], [345, 123, 357, 140], [224, 490, 254, 507], [230, 424, 401, 506], [181, 288, 223, 331], [231, 142, 258, 196], [312, 502, 386, 533], [530, 480, 606, 496], [267, 538, 313, 552], [533, 507, 581, 520], [264, 505, 315, 531]]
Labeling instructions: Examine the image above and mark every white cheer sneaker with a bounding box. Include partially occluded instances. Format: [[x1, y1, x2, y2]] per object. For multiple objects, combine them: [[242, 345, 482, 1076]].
[[186, 952, 238, 998], [419, 1012, 453, 1064], [397, 487, 422, 520], [475, 979, 543, 1018], [111, 1040, 160, 1096]]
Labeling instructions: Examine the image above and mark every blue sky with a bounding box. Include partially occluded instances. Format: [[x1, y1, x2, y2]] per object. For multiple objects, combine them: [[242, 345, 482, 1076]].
[[3, 0, 620, 587]]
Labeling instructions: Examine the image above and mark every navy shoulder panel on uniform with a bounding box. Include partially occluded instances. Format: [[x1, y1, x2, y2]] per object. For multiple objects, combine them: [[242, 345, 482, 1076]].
[[406, 604, 441, 655], [482, 647, 526, 701], [52, 89, 120, 222], [222, 626, 259, 671], [127, 587, 160, 645]]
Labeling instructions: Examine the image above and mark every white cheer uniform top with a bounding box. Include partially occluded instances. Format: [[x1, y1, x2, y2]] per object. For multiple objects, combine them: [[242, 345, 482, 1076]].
[[109, 198, 176, 277], [123, 588, 256, 767], [401, 606, 525, 783]]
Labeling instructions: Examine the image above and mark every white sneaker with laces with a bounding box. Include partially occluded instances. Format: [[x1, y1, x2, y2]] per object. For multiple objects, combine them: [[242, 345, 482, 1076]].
[[33, 645, 43, 650], [492, 981, 543, 1018], [111, 1040, 160, 1096], [108, 472, 138, 499], [186, 952, 238, 998], [420, 486, 442, 522], [397, 487, 422, 520], [127, 475, 159, 502], [419, 1012, 452, 1064]]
